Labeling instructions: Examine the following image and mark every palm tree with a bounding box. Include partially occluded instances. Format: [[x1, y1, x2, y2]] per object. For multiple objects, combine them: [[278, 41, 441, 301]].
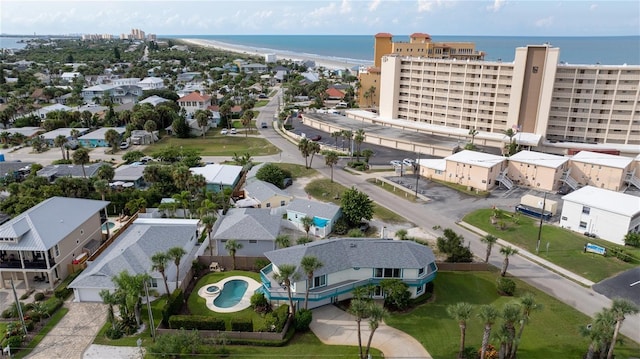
[[99, 289, 119, 330], [478, 304, 500, 359], [511, 293, 543, 359], [342, 130, 353, 154], [307, 141, 321, 168], [94, 179, 111, 238], [72, 147, 90, 178], [201, 215, 216, 257], [151, 252, 171, 296], [324, 151, 339, 182], [500, 303, 522, 358], [606, 298, 639, 359], [582, 308, 615, 359], [364, 302, 388, 359], [348, 299, 369, 359], [300, 255, 323, 310], [172, 191, 191, 218], [167, 246, 187, 287], [499, 246, 518, 277], [144, 120, 157, 141], [354, 129, 365, 161], [301, 216, 314, 239], [481, 234, 498, 263], [241, 110, 255, 136], [468, 127, 479, 145], [224, 239, 243, 270], [298, 138, 311, 168], [273, 264, 299, 314], [275, 234, 291, 249], [331, 131, 341, 149], [194, 109, 209, 138], [104, 128, 120, 154], [447, 302, 474, 358], [53, 134, 68, 160]]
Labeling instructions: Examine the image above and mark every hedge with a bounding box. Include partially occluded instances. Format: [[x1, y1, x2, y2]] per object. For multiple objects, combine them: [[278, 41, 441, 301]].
[[44, 297, 63, 316], [168, 315, 226, 331], [230, 319, 253, 332], [273, 304, 289, 332], [162, 288, 184, 325]]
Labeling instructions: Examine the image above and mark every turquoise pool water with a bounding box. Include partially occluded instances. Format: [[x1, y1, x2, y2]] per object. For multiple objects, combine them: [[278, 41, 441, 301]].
[[101, 222, 115, 231], [213, 279, 248, 308]]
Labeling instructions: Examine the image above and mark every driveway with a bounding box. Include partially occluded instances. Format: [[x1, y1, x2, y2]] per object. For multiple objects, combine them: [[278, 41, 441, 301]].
[[26, 302, 107, 359], [311, 305, 432, 359]]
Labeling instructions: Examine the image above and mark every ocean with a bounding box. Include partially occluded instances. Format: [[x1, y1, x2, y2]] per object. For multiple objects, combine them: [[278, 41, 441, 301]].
[[165, 35, 640, 66]]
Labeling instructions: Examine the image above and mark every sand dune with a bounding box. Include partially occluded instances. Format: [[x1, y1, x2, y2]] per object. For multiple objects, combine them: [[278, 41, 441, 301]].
[[181, 38, 371, 71]]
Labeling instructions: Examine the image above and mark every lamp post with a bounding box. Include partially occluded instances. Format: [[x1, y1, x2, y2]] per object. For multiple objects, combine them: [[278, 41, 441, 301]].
[[536, 192, 547, 254], [414, 152, 421, 199]]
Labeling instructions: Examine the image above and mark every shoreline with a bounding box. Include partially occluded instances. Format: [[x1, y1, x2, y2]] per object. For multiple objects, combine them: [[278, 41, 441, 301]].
[[180, 38, 372, 71]]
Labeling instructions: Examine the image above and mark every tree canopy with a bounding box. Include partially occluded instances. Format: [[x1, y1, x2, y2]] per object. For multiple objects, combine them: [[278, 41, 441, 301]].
[[340, 187, 374, 226]]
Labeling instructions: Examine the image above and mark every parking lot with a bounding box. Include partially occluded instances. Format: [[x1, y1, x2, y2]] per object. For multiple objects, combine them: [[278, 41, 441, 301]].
[[593, 267, 640, 306]]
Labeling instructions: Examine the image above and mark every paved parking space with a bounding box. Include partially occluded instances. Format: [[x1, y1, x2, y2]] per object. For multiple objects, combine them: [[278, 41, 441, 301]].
[[593, 267, 640, 306]]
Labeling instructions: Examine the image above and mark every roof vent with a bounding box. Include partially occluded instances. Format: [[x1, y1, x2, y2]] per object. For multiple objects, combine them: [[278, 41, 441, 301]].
[[349, 243, 357, 248]]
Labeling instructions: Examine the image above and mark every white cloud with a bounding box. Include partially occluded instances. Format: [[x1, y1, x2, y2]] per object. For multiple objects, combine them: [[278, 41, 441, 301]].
[[340, 0, 352, 14], [535, 16, 554, 28], [486, 0, 505, 12], [309, 2, 337, 18], [368, 0, 381, 11], [417, 0, 455, 13], [589, 4, 598, 11]]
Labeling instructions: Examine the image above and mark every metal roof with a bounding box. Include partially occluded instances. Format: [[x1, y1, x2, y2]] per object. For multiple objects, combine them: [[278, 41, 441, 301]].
[[286, 199, 341, 220], [190, 164, 242, 186], [562, 186, 640, 218], [508, 150, 568, 169], [446, 150, 506, 168], [570, 151, 633, 169]]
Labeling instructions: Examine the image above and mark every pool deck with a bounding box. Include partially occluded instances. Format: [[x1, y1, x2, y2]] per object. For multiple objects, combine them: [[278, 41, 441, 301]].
[[197, 276, 262, 313]]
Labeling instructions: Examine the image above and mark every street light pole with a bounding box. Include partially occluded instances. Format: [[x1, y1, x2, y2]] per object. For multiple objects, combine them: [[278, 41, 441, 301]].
[[414, 152, 421, 199], [536, 192, 547, 254]]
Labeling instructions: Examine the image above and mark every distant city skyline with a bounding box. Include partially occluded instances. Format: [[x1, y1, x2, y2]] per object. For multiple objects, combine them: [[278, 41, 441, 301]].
[[1, 0, 639, 37]]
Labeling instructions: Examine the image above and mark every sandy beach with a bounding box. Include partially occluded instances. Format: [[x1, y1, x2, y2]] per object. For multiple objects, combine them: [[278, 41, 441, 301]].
[[181, 38, 372, 71]]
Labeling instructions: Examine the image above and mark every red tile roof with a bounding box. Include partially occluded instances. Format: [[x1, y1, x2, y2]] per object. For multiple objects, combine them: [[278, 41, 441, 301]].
[[178, 92, 211, 102], [207, 105, 220, 111], [410, 32, 431, 39], [375, 33, 393, 38], [325, 87, 345, 99]]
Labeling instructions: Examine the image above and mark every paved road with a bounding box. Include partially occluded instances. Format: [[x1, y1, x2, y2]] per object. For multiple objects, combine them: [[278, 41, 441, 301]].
[[262, 89, 640, 344]]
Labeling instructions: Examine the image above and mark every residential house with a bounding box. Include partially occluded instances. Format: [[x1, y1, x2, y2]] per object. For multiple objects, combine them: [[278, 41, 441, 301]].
[[506, 150, 569, 191], [0, 162, 33, 183], [111, 78, 141, 86], [261, 238, 438, 309], [78, 127, 126, 148], [81, 84, 143, 104], [176, 72, 201, 83], [37, 162, 108, 182], [560, 186, 640, 245], [40, 127, 89, 147], [240, 178, 293, 209], [189, 164, 243, 193], [567, 151, 634, 191], [60, 72, 82, 83], [33, 103, 72, 120], [325, 87, 345, 100], [137, 77, 165, 91], [69, 218, 199, 301], [177, 92, 212, 117], [139, 95, 170, 107], [286, 199, 341, 238], [129, 129, 156, 145], [241, 63, 269, 73], [2, 127, 43, 139], [112, 164, 147, 188], [0, 197, 109, 291], [213, 208, 281, 257]]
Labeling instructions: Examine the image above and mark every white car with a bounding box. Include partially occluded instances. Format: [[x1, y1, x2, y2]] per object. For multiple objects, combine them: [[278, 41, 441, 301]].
[[390, 160, 402, 167], [119, 142, 130, 150], [230, 128, 237, 135], [220, 128, 228, 135], [403, 158, 415, 167]]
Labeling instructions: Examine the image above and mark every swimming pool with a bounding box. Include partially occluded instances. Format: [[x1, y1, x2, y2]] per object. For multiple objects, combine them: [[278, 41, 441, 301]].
[[101, 222, 115, 231], [214, 279, 249, 308]]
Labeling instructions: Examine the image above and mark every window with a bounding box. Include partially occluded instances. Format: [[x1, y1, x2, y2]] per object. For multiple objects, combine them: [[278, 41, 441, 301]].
[[374, 286, 384, 297], [280, 200, 286, 206], [266, 203, 271, 208], [416, 284, 425, 294], [582, 206, 591, 215], [532, 66, 539, 74], [54, 245, 60, 257], [374, 268, 402, 278], [312, 275, 327, 288], [149, 278, 158, 288], [418, 267, 425, 276], [249, 240, 257, 244], [579, 221, 587, 229]]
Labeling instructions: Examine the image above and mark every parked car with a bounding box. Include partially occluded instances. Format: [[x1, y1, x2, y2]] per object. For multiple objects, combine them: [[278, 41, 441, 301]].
[[359, 222, 370, 233], [119, 142, 130, 150], [261, 122, 268, 128], [220, 128, 228, 135], [282, 178, 293, 188], [390, 160, 402, 166], [258, 94, 268, 99], [403, 158, 415, 167], [310, 135, 322, 141], [230, 128, 237, 135]]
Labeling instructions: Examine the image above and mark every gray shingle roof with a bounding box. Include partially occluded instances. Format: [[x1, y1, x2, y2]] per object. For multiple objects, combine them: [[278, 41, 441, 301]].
[[37, 162, 107, 179], [0, 197, 109, 251], [213, 208, 281, 241], [69, 218, 199, 290], [265, 238, 436, 278], [244, 179, 291, 203], [286, 199, 341, 220], [113, 164, 146, 181]]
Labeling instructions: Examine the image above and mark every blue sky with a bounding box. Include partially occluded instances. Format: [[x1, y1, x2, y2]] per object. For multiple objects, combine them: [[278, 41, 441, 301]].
[[1, 0, 639, 36]]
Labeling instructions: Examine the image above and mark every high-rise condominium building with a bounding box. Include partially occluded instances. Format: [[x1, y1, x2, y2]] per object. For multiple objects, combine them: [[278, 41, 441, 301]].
[[378, 44, 640, 149]]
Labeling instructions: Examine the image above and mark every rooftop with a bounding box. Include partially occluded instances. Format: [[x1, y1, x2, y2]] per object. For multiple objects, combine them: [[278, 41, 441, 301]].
[[562, 186, 640, 217], [508, 150, 568, 169], [446, 150, 506, 168], [190, 164, 242, 185], [570, 151, 633, 169], [286, 198, 341, 220]]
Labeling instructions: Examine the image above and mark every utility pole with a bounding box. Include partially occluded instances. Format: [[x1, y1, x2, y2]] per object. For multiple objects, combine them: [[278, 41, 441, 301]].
[[536, 192, 547, 254], [414, 152, 421, 199], [11, 278, 27, 336]]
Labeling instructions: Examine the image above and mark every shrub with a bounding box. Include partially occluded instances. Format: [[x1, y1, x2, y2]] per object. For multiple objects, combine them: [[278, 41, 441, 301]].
[[294, 309, 312, 332], [169, 315, 226, 331], [231, 319, 253, 332], [609, 247, 635, 263], [437, 228, 473, 263], [1, 309, 13, 319], [4, 335, 23, 350], [34, 292, 46, 301], [624, 232, 640, 247], [24, 319, 35, 331], [162, 288, 184, 325], [381, 279, 411, 311], [250, 292, 270, 313], [44, 297, 63, 316], [496, 277, 516, 296], [54, 285, 72, 300], [254, 258, 270, 271], [23, 303, 34, 312], [333, 217, 349, 235], [272, 304, 290, 332], [105, 326, 123, 340]]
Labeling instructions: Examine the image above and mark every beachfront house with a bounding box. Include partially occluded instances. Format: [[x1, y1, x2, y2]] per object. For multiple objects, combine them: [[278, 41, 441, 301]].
[[286, 199, 341, 238], [0, 197, 109, 291], [261, 238, 438, 310], [69, 218, 200, 301]]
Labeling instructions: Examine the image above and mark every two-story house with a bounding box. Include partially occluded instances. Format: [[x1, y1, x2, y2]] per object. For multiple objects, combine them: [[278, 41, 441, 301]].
[[177, 91, 213, 117], [261, 238, 438, 309], [0, 197, 109, 291]]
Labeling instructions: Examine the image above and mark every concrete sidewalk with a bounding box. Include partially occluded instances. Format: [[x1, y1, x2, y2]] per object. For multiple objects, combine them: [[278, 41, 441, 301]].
[[310, 305, 432, 359]]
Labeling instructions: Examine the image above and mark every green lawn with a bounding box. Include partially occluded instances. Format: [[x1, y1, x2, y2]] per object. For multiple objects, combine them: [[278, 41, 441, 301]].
[[305, 179, 407, 223], [145, 133, 280, 156], [463, 209, 639, 282], [187, 271, 267, 331], [272, 163, 318, 179], [254, 100, 270, 107], [366, 178, 418, 203], [386, 271, 640, 359]]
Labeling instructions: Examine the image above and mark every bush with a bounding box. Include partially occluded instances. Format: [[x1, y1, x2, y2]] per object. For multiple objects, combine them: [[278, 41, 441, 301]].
[[162, 288, 184, 325], [624, 232, 640, 247], [294, 309, 312, 332], [496, 277, 516, 296], [44, 297, 63, 316], [54, 285, 72, 300], [169, 315, 226, 331], [4, 335, 23, 350], [105, 326, 123, 340], [25, 310, 41, 323], [24, 319, 35, 331], [609, 247, 635, 263], [34, 292, 46, 301], [254, 258, 270, 271], [250, 292, 270, 313], [381, 279, 411, 311], [273, 304, 290, 332], [437, 228, 473, 263], [231, 319, 253, 332], [1, 309, 12, 319], [333, 217, 349, 235]]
